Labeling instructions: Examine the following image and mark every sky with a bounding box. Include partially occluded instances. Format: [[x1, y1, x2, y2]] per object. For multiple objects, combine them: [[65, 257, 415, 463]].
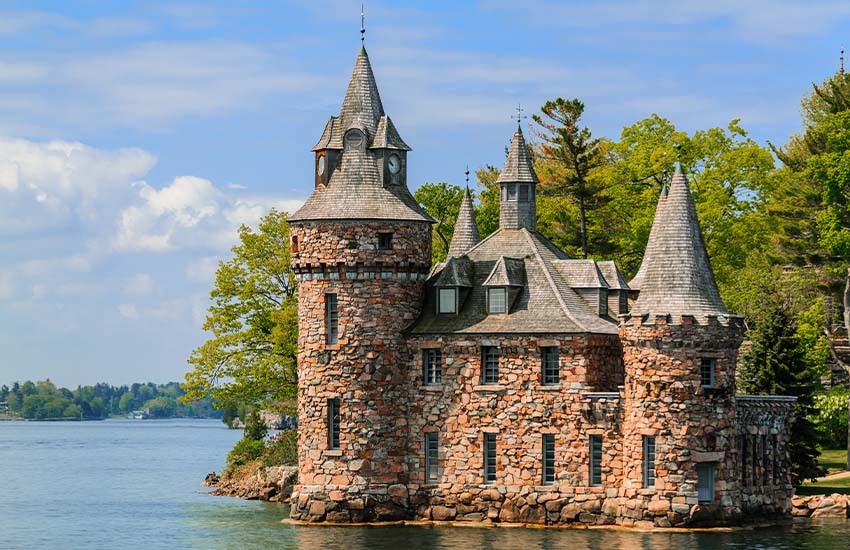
[[0, 0, 848, 388]]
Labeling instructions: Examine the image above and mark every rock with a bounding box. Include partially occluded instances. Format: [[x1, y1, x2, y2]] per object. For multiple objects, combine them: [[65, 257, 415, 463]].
[[647, 500, 671, 514], [811, 495, 848, 518], [308, 500, 326, 519], [388, 484, 409, 499], [201, 472, 220, 487], [431, 505, 456, 521], [560, 503, 582, 521], [518, 505, 546, 525], [499, 500, 519, 523], [210, 464, 297, 503]]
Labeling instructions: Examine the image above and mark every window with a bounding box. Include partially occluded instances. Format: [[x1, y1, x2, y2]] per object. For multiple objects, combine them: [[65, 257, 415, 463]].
[[542, 347, 559, 386], [519, 184, 529, 202], [643, 436, 656, 487], [761, 434, 768, 486], [325, 293, 338, 345], [542, 434, 555, 485], [697, 463, 716, 502], [507, 184, 517, 201], [772, 435, 779, 485], [590, 435, 603, 486], [487, 287, 507, 314], [700, 358, 715, 388], [327, 398, 340, 450], [378, 232, 393, 250], [482, 346, 499, 385], [437, 288, 457, 314], [598, 289, 608, 315], [291, 235, 299, 253], [423, 349, 442, 385], [484, 432, 497, 483], [741, 435, 750, 488], [425, 432, 439, 483]]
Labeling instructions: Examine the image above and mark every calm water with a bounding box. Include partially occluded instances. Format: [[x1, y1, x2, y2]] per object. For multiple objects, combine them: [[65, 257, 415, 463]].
[[2, 419, 850, 549]]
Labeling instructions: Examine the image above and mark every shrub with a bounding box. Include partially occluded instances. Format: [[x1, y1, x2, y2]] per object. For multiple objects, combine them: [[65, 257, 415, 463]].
[[227, 437, 265, 469], [244, 409, 267, 441], [813, 387, 850, 448], [262, 429, 298, 467]]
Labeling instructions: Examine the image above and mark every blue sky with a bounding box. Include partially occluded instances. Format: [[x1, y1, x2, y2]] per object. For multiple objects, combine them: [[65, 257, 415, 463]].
[[0, 0, 848, 387]]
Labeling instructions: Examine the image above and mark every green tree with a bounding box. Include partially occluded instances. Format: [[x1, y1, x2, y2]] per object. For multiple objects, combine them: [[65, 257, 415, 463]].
[[182, 209, 298, 410], [739, 300, 825, 485], [474, 166, 501, 238], [143, 397, 177, 418], [413, 182, 464, 263]]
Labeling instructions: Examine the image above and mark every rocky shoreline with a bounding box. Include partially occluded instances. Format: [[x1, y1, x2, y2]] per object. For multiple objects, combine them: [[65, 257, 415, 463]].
[[790, 494, 850, 518], [202, 464, 297, 503]]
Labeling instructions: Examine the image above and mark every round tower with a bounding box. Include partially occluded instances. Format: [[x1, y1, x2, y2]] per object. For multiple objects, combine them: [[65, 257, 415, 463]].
[[620, 166, 744, 526], [287, 46, 433, 523]]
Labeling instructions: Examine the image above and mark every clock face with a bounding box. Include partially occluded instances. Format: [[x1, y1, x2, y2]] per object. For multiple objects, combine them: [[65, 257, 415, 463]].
[[388, 154, 401, 175], [317, 155, 326, 176]]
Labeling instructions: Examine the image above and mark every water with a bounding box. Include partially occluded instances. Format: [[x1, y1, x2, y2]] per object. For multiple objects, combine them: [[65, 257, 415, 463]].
[[1, 419, 849, 549]]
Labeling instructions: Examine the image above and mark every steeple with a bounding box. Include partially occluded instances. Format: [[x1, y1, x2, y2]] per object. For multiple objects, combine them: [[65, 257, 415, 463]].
[[628, 181, 668, 291], [447, 186, 481, 258], [497, 126, 539, 231], [629, 167, 727, 318]]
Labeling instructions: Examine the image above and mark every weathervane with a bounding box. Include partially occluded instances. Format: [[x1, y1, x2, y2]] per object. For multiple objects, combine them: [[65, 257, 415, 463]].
[[465, 165, 470, 191], [512, 103, 527, 127], [361, 3, 366, 45], [841, 49, 845, 75]]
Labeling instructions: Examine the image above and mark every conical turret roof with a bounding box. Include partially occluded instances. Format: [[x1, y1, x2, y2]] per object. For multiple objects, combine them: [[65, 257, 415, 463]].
[[447, 187, 481, 258], [628, 185, 668, 291], [497, 126, 539, 184], [629, 167, 727, 318]]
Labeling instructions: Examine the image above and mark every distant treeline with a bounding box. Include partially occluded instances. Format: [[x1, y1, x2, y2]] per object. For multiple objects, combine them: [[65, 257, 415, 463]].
[[0, 380, 221, 420]]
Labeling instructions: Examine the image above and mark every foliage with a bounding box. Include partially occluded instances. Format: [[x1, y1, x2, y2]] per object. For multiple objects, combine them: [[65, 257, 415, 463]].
[[183, 209, 298, 410], [413, 182, 464, 263], [474, 165, 502, 238], [813, 387, 850, 448], [261, 429, 298, 467], [244, 408, 267, 441], [739, 301, 826, 485], [226, 438, 265, 470], [1, 379, 219, 420]]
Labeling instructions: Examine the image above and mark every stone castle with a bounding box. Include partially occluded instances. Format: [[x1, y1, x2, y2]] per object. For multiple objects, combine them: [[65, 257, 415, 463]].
[[286, 44, 797, 528]]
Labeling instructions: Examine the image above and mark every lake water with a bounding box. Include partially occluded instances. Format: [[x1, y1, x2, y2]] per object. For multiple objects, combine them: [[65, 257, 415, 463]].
[[2, 419, 850, 549]]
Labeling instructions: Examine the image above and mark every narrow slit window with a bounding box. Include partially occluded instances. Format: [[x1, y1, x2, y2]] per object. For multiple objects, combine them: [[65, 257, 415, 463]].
[[519, 184, 529, 202], [741, 435, 748, 488], [482, 346, 499, 385], [697, 462, 716, 502], [484, 432, 497, 483], [541, 347, 559, 386], [542, 434, 555, 485], [291, 235, 299, 253], [437, 288, 457, 314], [425, 432, 439, 483], [423, 348, 442, 385], [761, 434, 768, 487], [487, 287, 507, 314], [643, 436, 656, 488], [327, 398, 340, 450], [700, 358, 715, 388], [598, 289, 608, 316], [590, 435, 603, 486], [325, 293, 338, 345]]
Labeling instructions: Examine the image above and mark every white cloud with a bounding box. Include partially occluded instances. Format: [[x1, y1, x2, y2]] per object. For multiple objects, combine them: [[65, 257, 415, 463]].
[[118, 303, 139, 319], [123, 273, 155, 297]]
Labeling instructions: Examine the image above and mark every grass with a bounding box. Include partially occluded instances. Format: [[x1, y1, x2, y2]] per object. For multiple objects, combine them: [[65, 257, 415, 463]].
[[798, 448, 850, 495], [818, 448, 848, 475]]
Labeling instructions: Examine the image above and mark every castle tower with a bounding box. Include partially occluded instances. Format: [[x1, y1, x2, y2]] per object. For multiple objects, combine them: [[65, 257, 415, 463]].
[[446, 186, 480, 258], [287, 45, 434, 523], [497, 126, 538, 230], [619, 165, 744, 524]]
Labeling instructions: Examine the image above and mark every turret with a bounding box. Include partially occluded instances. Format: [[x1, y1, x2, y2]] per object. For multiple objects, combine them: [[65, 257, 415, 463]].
[[447, 186, 480, 258], [497, 126, 538, 231], [619, 165, 744, 524], [288, 44, 433, 523]]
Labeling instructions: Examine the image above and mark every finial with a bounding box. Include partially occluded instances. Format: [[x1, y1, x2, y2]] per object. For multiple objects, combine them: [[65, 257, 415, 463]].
[[465, 165, 470, 191], [512, 103, 527, 129], [841, 49, 845, 75], [673, 143, 684, 175], [360, 3, 366, 45]]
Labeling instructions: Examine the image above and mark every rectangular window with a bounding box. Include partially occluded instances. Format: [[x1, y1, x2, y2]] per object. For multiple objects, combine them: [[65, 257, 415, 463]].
[[598, 289, 608, 315], [700, 358, 715, 388], [482, 346, 499, 385], [423, 348, 442, 385], [542, 347, 559, 386], [542, 434, 555, 485], [643, 436, 656, 487], [438, 288, 457, 314], [378, 232, 393, 250], [425, 432, 439, 483], [761, 434, 768, 486], [519, 184, 529, 202], [697, 463, 716, 502], [487, 287, 507, 314], [325, 293, 338, 345], [484, 432, 497, 483], [327, 398, 340, 450], [507, 184, 517, 201], [291, 235, 299, 253], [590, 435, 603, 486]]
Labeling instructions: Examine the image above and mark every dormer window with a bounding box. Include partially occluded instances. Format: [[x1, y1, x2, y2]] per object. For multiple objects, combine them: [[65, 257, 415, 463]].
[[598, 288, 608, 316], [437, 288, 457, 314], [487, 287, 507, 314]]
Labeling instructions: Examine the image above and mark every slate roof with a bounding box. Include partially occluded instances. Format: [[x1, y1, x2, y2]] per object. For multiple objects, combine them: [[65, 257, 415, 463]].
[[410, 228, 618, 335], [629, 167, 728, 317], [447, 187, 481, 258], [291, 47, 433, 223], [496, 127, 539, 184], [629, 186, 668, 291], [551, 260, 607, 288], [482, 257, 526, 287], [434, 256, 474, 287], [596, 261, 630, 291]]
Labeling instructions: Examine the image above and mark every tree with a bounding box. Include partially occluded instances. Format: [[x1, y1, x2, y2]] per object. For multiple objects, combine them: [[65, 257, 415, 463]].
[[532, 98, 606, 259], [182, 209, 298, 411], [413, 182, 464, 263], [474, 166, 501, 238], [739, 300, 825, 485]]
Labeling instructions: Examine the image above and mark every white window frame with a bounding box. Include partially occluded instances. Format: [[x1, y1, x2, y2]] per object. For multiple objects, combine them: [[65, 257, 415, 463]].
[[437, 287, 457, 314], [487, 287, 507, 314]]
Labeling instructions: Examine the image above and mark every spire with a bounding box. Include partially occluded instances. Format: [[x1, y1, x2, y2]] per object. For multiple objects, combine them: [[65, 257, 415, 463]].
[[629, 169, 728, 318], [497, 126, 538, 185], [628, 185, 668, 291], [339, 47, 385, 140], [447, 183, 481, 258], [497, 125, 539, 231]]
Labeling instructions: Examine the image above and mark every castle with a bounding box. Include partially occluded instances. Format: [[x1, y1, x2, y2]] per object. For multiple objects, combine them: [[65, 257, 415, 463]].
[[286, 43, 797, 528]]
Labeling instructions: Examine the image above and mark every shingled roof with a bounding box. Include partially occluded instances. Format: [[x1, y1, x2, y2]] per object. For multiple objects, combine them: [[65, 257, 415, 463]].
[[291, 47, 433, 223], [496, 127, 539, 184], [447, 187, 481, 258], [410, 228, 618, 335], [629, 167, 728, 318], [628, 185, 668, 291]]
